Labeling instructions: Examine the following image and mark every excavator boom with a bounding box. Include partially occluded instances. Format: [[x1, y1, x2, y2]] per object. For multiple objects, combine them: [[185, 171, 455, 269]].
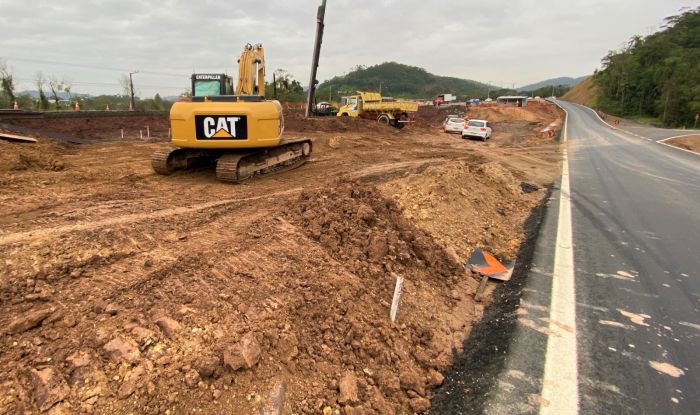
[[236, 43, 266, 97]]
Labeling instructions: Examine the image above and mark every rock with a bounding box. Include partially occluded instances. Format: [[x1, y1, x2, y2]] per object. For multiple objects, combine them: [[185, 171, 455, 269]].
[[103, 337, 141, 364], [30, 367, 70, 412], [212, 389, 222, 400], [154, 316, 181, 338], [376, 371, 400, 395], [427, 369, 444, 387], [520, 181, 540, 193], [195, 355, 220, 379], [343, 406, 364, 415], [131, 326, 157, 349], [338, 372, 359, 405], [118, 365, 145, 399], [66, 351, 92, 371], [356, 203, 376, 224], [183, 368, 200, 389], [92, 300, 107, 314], [46, 401, 72, 415], [104, 303, 119, 316], [7, 306, 54, 334], [223, 333, 261, 370], [409, 397, 430, 413], [260, 380, 287, 415], [367, 235, 388, 260], [399, 370, 425, 396]]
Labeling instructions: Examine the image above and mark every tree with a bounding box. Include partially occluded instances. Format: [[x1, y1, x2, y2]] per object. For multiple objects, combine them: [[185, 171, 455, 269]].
[[63, 79, 73, 105], [48, 76, 65, 110], [266, 69, 304, 102], [0, 60, 16, 108], [594, 7, 700, 126], [35, 72, 50, 110]]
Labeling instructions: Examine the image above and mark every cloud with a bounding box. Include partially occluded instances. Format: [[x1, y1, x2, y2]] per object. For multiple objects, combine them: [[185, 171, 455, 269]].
[[0, 0, 693, 96]]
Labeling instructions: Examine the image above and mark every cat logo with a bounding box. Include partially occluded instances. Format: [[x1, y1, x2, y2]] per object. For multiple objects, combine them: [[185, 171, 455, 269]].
[[195, 115, 248, 140]]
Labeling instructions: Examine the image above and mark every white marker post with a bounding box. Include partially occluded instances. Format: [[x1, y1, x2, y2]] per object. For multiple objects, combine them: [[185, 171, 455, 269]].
[[390, 274, 404, 323]]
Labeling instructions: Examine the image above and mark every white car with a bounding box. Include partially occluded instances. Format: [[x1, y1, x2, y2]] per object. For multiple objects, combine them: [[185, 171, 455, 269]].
[[444, 117, 464, 133], [462, 119, 492, 141]]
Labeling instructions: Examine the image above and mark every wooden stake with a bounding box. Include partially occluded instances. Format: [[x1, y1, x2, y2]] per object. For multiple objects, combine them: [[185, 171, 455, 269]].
[[390, 274, 404, 322]]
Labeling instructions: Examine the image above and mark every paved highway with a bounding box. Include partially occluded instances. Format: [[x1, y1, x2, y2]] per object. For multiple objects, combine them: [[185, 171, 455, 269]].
[[476, 101, 700, 415], [563, 101, 700, 414]]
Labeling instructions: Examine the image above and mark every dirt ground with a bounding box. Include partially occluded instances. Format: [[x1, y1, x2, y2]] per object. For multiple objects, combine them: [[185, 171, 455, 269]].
[[0, 102, 563, 415], [665, 135, 700, 153]]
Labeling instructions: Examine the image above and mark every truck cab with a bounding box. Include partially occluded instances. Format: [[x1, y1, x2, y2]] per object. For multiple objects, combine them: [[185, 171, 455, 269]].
[[338, 95, 361, 117]]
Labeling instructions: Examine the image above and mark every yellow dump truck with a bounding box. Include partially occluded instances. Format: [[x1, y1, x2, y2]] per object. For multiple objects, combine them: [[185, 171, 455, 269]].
[[337, 91, 418, 128]]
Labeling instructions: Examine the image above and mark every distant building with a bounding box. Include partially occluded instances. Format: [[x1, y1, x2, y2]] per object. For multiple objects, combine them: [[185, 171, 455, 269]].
[[496, 96, 528, 107]]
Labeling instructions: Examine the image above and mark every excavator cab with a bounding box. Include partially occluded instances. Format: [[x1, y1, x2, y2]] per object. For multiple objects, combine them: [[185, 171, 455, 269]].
[[191, 74, 233, 97]]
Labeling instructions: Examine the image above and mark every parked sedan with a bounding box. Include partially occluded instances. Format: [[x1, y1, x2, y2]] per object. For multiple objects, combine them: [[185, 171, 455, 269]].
[[443, 117, 465, 133], [462, 119, 492, 141]]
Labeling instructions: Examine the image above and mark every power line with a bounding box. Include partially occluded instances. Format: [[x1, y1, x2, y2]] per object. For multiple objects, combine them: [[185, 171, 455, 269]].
[[14, 77, 186, 90], [3, 56, 188, 78]]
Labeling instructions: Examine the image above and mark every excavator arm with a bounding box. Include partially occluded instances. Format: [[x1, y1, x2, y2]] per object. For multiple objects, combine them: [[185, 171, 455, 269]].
[[236, 43, 266, 97]]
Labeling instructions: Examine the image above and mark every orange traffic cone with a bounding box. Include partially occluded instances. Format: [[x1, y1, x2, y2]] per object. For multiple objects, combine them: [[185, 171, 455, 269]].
[[74, 102, 80, 111], [13, 101, 19, 110]]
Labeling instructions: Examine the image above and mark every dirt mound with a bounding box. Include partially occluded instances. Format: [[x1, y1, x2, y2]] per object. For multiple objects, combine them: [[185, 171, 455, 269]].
[[380, 161, 545, 261], [0, 179, 482, 415], [0, 112, 170, 140], [0, 138, 72, 173], [290, 180, 465, 281], [414, 106, 467, 128], [284, 110, 399, 135]]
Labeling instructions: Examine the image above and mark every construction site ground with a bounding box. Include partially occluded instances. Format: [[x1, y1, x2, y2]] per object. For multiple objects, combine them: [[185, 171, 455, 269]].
[[0, 102, 563, 415]]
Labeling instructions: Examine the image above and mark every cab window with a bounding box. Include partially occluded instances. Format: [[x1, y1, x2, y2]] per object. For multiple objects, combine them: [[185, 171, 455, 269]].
[[194, 80, 222, 97]]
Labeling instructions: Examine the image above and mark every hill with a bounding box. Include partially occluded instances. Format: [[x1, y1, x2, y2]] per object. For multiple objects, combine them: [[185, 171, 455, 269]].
[[317, 62, 490, 100], [519, 76, 587, 91], [594, 7, 699, 126], [561, 76, 597, 107]]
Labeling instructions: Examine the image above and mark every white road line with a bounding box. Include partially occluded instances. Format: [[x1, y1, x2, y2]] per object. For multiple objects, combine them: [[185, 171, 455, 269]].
[[541, 101, 579, 415], [575, 103, 700, 157], [657, 133, 700, 143]]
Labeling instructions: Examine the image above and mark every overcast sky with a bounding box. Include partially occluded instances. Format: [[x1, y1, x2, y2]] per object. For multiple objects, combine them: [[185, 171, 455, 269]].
[[0, 0, 695, 97]]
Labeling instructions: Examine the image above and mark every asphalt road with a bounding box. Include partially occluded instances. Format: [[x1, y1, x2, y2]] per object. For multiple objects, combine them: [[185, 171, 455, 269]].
[[475, 101, 700, 415], [610, 120, 699, 141], [562, 101, 700, 414]]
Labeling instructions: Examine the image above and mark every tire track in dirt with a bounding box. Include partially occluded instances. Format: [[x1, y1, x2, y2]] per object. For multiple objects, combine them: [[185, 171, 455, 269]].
[[0, 188, 302, 246]]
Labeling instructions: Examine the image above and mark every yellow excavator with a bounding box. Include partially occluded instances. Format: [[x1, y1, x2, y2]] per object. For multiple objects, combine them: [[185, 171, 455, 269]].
[[151, 43, 311, 182]]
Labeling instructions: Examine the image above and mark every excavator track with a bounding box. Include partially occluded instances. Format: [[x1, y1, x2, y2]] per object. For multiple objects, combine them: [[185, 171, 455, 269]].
[[216, 138, 312, 183], [151, 138, 312, 183], [151, 146, 214, 175]]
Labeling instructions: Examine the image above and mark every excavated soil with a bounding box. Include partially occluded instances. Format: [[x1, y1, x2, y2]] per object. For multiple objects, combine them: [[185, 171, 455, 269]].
[[0, 102, 563, 414]]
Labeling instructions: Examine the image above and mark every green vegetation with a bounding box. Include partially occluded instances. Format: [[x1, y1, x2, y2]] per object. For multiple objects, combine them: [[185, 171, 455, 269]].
[[266, 69, 305, 102], [594, 7, 700, 127], [318, 62, 490, 100], [522, 85, 571, 99]]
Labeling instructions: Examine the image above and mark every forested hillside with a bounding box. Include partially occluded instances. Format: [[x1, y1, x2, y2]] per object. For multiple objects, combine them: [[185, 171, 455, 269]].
[[594, 7, 699, 126], [317, 62, 490, 100]]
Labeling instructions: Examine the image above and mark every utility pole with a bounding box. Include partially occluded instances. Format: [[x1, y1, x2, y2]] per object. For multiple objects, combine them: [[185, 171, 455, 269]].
[[305, 0, 327, 117], [129, 70, 139, 111], [379, 81, 383, 95]]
